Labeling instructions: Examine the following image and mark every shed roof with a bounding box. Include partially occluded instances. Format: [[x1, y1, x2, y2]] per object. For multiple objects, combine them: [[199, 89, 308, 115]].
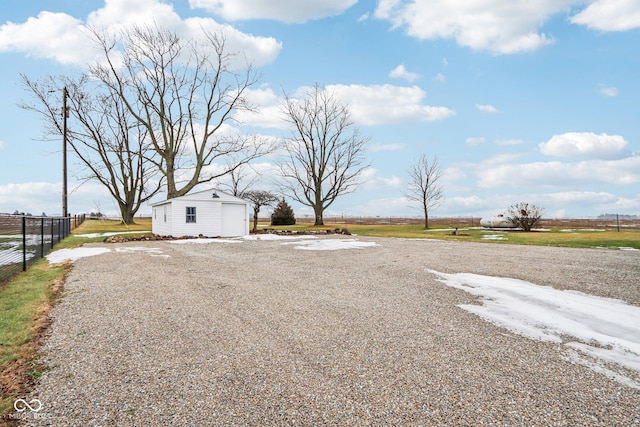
[[151, 189, 249, 207]]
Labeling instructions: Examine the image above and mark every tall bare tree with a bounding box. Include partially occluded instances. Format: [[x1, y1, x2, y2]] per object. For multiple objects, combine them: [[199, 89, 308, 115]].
[[507, 202, 544, 231], [20, 74, 163, 224], [406, 154, 444, 229], [89, 25, 272, 199], [278, 84, 369, 226]]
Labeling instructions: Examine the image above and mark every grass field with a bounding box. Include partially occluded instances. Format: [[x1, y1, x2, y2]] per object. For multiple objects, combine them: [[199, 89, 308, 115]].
[[1, 217, 638, 422], [257, 221, 640, 250], [70, 217, 640, 249]]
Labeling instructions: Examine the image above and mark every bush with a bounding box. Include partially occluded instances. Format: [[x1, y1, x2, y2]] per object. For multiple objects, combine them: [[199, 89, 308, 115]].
[[271, 199, 296, 226], [507, 202, 544, 231]]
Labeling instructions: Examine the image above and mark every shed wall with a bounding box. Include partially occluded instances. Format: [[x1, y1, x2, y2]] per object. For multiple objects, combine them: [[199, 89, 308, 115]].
[[152, 204, 173, 236]]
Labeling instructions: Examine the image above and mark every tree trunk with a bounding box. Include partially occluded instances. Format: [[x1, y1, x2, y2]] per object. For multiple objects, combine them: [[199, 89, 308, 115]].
[[252, 206, 260, 232], [314, 206, 324, 226], [423, 203, 429, 229], [120, 207, 136, 225]]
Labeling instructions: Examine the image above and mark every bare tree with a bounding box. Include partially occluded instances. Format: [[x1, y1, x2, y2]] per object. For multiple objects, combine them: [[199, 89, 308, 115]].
[[406, 154, 444, 229], [243, 190, 279, 232], [217, 163, 259, 197], [507, 202, 544, 231], [278, 84, 369, 226], [20, 74, 163, 224], [89, 25, 272, 199]]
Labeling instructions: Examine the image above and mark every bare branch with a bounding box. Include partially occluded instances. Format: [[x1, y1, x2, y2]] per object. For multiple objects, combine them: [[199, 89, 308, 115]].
[[278, 84, 370, 225], [406, 154, 444, 228]]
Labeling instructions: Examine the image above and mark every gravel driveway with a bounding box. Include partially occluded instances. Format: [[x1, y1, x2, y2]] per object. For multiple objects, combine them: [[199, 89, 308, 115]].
[[19, 236, 640, 426]]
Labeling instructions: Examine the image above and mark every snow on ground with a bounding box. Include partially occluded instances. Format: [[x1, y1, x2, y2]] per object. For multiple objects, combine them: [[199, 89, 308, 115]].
[[481, 233, 508, 241], [46, 235, 378, 263], [75, 231, 151, 238], [46, 247, 111, 264], [428, 269, 640, 388], [242, 234, 317, 241], [169, 238, 242, 244], [115, 247, 169, 257], [284, 238, 379, 251]]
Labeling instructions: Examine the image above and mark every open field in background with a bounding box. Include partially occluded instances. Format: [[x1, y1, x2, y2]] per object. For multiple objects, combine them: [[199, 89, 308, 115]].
[[70, 217, 640, 249], [256, 218, 640, 250], [282, 215, 640, 230]]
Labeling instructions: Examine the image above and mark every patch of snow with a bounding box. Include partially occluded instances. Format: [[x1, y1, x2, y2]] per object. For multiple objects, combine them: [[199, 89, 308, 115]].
[[75, 231, 151, 238], [562, 349, 640, 389], [242, 234, 318, 241], [284, 238, 378, 251], [115, 247, 167, 257], [169, 238, 241, 244], [619, 247, 639, 251], [428, 269, 640, 388], [481, 234, 508, 241], [46, 247, 111, 264]]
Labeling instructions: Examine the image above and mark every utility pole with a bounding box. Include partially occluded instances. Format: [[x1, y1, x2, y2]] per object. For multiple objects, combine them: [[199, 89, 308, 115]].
[[62, 86, 69, 218]]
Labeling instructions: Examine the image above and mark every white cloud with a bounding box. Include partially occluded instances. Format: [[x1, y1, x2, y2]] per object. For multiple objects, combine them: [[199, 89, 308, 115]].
[[389, 64, 419, 83], [329, 84, 456, 126], [239, 84, 456, 128], [0, 140, 5, 150], [465, 137, 485, 146], [357, 13, 370, 23], [359, 168, 403, 191], [0, 181, 117, 216], [539, 132, 629, 159], [369, 143, 406, 152], [0, 12, 98, 66], [374, 0, 574, 54], [570, 0, 640, 31], [189, 0, 357, 23], [598, 86, 619, 97], [441, 195, 493, 214], [476, 104, 499, 113], [495, 138, 524, 146], [433, 73, 446, 82], [476, 157, 640, 189], [346, 196, 413, 217], [0, 0, 282, 68]]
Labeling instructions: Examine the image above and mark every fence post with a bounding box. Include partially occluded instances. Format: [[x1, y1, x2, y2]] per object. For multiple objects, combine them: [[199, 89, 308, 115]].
[[41, 217, 45, 258], [22, 216, 27, 272]]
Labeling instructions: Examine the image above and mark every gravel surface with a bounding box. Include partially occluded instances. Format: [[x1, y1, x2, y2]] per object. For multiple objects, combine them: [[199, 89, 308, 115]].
[[18, 236, 640, 426]]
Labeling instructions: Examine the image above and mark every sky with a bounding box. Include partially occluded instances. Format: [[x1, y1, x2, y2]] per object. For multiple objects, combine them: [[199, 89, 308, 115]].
[[0, 0, 639, 219], [46, 235, 640, 389]]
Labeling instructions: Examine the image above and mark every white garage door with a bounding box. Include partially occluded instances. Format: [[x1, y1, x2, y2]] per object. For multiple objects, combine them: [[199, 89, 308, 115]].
[[221, 203, 247, 237]]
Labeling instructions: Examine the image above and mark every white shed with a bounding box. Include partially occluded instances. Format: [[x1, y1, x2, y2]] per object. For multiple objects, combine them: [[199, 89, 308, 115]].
[[151, 189, 250, 237]]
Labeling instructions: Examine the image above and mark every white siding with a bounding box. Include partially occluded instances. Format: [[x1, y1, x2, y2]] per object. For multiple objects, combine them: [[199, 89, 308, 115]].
[[151, 189, 250, 237], [221, 203, 249, 236], [169, 199, 222, 237], [152, 203, 173, 236]]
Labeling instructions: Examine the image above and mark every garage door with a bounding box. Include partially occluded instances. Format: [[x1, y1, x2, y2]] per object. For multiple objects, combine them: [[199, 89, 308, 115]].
[[221, 203, 247, 237]]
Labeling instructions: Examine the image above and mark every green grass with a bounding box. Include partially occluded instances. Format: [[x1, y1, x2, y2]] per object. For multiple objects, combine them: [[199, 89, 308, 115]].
[[1, 218, 151, 418], [60, 218, 153, 247], [0, 260, 67, 416], [258, 222, 640, 250]]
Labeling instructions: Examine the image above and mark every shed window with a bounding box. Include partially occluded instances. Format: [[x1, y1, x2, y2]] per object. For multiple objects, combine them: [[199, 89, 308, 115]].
[[186, 206, 196, 223]]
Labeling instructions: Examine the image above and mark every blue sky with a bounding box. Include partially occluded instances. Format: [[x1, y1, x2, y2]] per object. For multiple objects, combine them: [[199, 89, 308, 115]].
[[1, 0, 639, 219]]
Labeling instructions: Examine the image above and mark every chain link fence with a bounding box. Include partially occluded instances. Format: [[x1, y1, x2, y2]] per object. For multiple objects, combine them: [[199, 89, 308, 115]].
[[0, 214, 85, 286]]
